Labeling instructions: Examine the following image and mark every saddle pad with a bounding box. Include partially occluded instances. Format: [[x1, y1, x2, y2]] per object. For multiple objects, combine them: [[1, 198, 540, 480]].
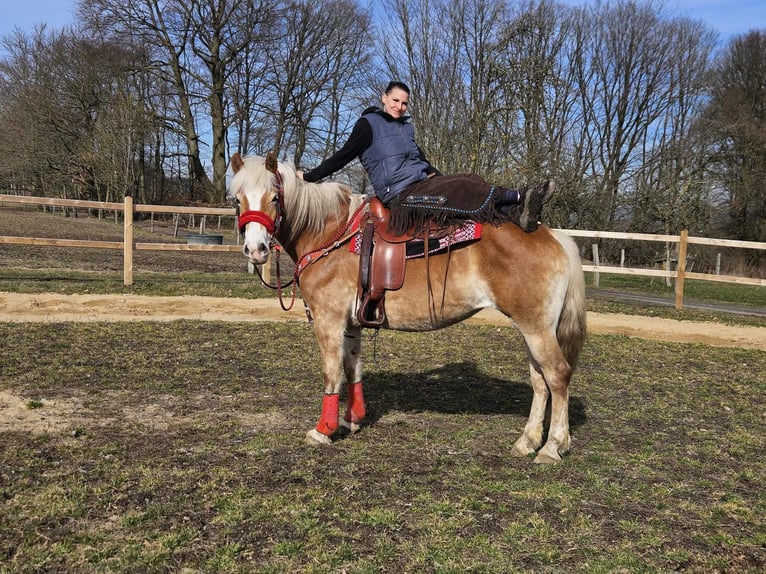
[[350, 222, 482, 259]]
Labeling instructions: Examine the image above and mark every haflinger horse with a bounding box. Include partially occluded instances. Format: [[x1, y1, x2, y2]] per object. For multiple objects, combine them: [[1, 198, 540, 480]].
[[229, 152, 586, 463]]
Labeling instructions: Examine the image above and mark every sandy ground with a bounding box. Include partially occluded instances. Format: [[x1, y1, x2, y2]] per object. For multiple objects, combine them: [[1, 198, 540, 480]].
[[1, 291, 764, 351]]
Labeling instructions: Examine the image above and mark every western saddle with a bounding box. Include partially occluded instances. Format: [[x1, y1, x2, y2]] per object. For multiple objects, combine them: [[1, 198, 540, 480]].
[[356, 197, 454, 328]]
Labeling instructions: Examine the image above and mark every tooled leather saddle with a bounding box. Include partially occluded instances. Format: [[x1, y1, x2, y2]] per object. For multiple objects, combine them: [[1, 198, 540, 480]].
[[355, 197, 481, 328]]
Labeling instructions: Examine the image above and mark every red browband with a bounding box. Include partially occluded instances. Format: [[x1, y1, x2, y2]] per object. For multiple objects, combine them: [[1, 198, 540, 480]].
[[238, 210, 276, 235]]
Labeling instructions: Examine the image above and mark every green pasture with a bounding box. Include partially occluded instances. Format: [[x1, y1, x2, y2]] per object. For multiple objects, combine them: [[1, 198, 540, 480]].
[[1, 321, 764, 573]]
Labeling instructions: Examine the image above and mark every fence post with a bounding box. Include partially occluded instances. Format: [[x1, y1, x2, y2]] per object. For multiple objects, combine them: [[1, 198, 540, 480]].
[[674, 229, 688, 310], [664, 247, 671, 287], [592, 244, 600, 287], [123, 195, 133, 286]]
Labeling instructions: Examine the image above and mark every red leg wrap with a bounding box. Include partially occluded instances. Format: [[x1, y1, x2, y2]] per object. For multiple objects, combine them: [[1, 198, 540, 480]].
[[316, 393, 340, 436], [345, 382, 366, 424]]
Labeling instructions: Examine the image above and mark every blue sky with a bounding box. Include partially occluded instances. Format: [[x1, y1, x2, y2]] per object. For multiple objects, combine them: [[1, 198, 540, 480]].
[[1, 0, 764, 44]]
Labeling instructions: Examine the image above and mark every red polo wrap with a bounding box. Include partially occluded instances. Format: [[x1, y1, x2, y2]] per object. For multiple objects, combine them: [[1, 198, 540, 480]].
[[238, 210, 276, 235], [345, 382, 366, 424], [316, 393, 340, 436]]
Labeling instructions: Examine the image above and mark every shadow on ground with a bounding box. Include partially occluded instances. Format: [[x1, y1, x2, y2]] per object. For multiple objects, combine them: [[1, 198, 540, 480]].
[[358, 361, 587, 429]]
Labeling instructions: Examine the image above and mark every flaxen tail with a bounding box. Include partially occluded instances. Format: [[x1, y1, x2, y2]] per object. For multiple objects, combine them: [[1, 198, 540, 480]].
[[552, 230, 587, 369]]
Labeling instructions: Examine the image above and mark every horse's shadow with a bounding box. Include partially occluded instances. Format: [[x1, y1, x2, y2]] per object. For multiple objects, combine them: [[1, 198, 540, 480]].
[[357, 361, 587, 430]]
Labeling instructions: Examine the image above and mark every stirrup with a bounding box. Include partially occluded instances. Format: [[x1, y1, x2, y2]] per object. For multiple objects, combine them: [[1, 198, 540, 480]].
[[357, 295, 386, 328]]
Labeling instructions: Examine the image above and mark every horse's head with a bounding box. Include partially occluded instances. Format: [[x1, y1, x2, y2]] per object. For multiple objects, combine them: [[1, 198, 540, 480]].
[[229, 152, 285, 265], [229, 151, 355, 267]]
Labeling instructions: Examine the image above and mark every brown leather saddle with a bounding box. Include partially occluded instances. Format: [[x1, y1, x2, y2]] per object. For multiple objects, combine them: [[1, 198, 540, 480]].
[[356, 197, 456, 328]]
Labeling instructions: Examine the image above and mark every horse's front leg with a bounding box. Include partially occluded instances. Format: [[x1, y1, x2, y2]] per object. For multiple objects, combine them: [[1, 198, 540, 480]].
[[339, 327, 366, 434], [305, 321, 365, 445]]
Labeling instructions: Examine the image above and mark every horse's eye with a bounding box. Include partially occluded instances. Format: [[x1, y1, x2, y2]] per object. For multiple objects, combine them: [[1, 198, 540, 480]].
[[271, 195, 279, 203]]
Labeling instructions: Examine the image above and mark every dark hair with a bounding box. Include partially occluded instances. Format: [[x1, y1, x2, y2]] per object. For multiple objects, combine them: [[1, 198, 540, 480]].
[[385, 81, 410, 95]]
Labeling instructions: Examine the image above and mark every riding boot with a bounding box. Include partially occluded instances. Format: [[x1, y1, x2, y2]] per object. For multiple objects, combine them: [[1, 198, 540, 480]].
[[495, 188, 522, 206], [496, 182, 555, 232], [494, 188, 522, 227]]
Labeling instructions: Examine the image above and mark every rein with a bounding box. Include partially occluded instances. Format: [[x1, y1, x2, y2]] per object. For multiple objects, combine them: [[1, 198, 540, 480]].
[[266, 199, 368, 312]]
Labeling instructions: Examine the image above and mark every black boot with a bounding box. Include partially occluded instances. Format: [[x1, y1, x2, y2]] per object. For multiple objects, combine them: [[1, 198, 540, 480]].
[[519, 181, 555, 232]]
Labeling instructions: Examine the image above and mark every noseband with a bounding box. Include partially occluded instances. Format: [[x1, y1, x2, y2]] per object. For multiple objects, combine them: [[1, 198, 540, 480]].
[[238, 209, 277, 235], [237, 168, 285, 239]]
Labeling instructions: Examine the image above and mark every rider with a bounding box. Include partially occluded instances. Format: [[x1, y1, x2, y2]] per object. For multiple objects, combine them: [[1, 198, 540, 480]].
[[299, 81, 554, 232]]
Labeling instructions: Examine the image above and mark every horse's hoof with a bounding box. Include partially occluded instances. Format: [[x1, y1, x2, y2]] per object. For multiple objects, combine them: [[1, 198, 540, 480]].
[[533, 451, 562, 464], [511, 437, 536, 457], [511, 445, 533, 457], [305, 428, 333, 445], [339, 418, 362, 435]]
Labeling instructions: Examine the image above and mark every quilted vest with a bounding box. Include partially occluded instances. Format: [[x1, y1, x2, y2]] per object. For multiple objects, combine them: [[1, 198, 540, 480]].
[[359, 110, 430, 203]]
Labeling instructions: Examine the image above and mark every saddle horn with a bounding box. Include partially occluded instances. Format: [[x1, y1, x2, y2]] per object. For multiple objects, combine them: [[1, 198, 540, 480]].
[[265, 151, 278, 174]]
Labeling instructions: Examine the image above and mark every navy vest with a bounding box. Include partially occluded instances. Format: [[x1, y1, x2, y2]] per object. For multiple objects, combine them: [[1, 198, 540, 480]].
[[359, 110, 430, 202]]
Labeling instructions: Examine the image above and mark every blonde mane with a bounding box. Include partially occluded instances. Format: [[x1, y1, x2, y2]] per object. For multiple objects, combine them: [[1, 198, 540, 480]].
[[231, 155, 356, 245]]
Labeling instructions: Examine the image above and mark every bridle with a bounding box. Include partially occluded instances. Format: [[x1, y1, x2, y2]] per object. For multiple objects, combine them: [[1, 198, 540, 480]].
[[236, 165, 297, 309], [237, 167, 284, 239]]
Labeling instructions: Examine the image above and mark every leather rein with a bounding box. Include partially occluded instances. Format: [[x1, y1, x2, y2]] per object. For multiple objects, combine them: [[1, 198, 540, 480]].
[[238, 167, 368, 312]]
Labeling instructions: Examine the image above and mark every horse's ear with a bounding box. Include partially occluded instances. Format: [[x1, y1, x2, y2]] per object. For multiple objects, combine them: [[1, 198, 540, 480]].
[[265, 151, 278, 174], [230, 153, 244, 173]]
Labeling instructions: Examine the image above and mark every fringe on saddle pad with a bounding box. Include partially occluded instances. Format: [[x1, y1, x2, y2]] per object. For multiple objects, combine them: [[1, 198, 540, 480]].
[[386, 183, 515, 236]]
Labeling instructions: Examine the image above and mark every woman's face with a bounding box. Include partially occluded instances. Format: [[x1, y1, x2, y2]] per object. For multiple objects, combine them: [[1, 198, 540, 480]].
[[381, 88, 409, 118]]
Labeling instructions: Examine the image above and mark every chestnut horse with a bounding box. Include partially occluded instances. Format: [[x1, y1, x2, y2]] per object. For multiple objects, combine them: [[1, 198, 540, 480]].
[[229, 152, 586, 463]]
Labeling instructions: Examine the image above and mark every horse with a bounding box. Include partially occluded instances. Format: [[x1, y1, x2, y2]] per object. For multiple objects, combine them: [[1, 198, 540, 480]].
[[229, 152, 586, 463]]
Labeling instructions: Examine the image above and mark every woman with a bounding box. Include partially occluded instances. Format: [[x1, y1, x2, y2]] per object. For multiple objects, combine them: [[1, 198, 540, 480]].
[[300, 81, 553, 232]]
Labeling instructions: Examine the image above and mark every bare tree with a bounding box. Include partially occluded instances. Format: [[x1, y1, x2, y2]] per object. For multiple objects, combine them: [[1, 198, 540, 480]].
[[0, 27, 150, 202], [186, 0, 277, 203], [627, 17, 717, 236], [81, 0, 276, 204], [251, 0, 372, 170], [572, 0, 689, 229], [379, 0, 465, 172], [704, 30, 766, 247], [494, 0, 585, 206]]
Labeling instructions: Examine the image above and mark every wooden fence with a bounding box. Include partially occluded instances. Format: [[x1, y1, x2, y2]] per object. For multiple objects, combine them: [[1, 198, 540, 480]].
[[1, 194, 764, 310], [567, 229, 765, 309]]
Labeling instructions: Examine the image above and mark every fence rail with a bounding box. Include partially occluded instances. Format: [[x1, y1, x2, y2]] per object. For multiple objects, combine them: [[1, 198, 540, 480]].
[[1, 194, 764, 309]]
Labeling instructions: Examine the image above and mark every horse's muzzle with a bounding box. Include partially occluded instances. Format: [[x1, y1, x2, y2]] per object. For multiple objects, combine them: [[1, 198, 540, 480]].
[[242, 241, 270, 264]]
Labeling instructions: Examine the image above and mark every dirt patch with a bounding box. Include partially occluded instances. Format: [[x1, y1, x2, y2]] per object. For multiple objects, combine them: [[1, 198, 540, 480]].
[[0, 386, 291, 436], [1, 291, 764, 350], [0, 390, 83, 434]]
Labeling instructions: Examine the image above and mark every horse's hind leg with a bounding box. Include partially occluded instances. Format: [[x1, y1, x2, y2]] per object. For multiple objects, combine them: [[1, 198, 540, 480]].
[[511, 364, 549, 458], [339, 327, 366, 434], [513, 332, 572, 463]]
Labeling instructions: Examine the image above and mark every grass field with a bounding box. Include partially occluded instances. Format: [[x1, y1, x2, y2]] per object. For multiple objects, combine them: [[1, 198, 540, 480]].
[[1, 204, 765, 572], [1, 321, 764, 572]]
